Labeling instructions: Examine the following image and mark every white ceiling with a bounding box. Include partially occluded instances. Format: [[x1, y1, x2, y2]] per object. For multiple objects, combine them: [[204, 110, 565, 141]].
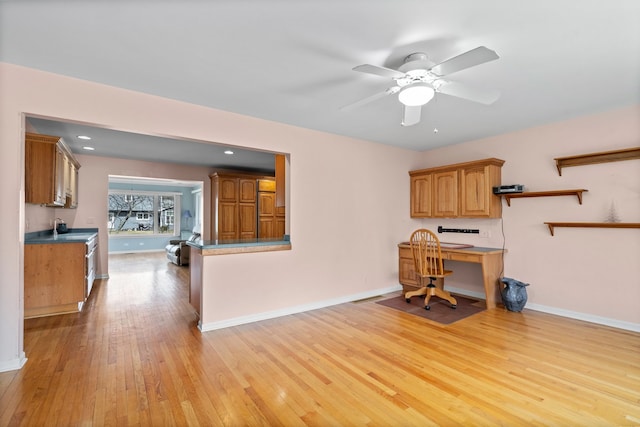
[[2, 1, 639, 164]]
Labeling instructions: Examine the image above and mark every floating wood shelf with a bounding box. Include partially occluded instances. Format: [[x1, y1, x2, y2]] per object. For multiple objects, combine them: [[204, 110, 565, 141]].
[[502, 189, 588, 206], [554, 147, 640, 176], [543, 222, 640, 236]]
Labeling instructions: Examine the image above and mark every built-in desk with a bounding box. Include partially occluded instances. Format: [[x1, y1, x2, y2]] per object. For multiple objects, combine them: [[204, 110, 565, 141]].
[[398, 242, 506, 309]]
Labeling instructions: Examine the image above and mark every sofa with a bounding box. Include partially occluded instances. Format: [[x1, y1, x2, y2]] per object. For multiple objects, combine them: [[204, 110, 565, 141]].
[[165, 232, 201, 266]]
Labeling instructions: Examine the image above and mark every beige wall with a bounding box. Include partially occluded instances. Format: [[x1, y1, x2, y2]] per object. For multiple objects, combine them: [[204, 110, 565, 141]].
[[415, 106, 640, 324], [1, 62, 638, 371], [0, 63, 418, 370]]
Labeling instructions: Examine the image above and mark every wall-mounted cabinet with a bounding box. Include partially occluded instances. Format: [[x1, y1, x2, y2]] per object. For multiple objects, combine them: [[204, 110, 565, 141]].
[[25, 132, 80, 208], [409, 158, 504, 218]]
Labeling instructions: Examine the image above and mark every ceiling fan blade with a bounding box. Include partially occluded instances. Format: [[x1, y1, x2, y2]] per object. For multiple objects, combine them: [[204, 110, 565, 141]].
[[437, 81, 501, 105], [401, 105, 422, 126], [341, 86, 400, 111], [353, 64, 405, 79], [430, 46, 499, 76]]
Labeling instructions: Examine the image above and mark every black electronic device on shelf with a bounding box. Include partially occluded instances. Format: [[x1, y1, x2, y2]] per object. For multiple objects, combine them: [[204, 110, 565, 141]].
[[493, 184, 524, 194]]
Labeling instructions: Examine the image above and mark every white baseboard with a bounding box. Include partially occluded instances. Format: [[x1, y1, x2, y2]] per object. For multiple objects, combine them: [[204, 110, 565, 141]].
[[108, 249, 165, 254], [0, 352, 27, 373], [199, 284, 640, 334], [199, 284, 403, 332], [524, 302, 640, 333], [446, 286, 486, 301], [447, 286, 640, 333]]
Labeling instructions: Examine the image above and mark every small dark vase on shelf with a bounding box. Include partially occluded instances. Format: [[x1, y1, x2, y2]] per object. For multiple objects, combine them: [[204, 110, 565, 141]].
[[500, 277, 529, 312]]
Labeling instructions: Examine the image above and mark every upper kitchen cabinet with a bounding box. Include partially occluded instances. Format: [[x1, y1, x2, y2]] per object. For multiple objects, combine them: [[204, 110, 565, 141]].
[[25, 132, 81, 208], [409, 158, 504, 219]]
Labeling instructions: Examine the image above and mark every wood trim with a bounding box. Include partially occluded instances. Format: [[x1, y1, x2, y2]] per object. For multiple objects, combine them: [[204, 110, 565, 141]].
[[554, 147, 640, 175], [502, 189, 588, 206], [409, 157, 505, 176], [544, 222, 640, 236]]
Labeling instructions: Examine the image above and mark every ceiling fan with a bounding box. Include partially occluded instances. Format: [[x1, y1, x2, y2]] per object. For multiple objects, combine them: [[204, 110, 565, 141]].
[[343, 46, 500, 126]]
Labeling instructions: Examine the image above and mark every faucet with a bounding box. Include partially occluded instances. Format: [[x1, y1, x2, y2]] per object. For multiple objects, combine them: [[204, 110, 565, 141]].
[[53, 218, 60, 239]]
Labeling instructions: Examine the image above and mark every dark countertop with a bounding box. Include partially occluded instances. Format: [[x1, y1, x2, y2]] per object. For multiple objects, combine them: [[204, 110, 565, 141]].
[[186, 235, 291, 256], [187, 236, 290, 250], [25, 228, 98, 244]]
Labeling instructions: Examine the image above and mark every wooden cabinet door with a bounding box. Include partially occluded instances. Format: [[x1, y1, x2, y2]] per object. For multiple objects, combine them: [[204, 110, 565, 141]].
[[460, 164, 502, 218], [258, 192, 276, 238], [433, 170, 458, 217], [219, 202, 238, 239], [399, 247, 419, 292], [24, 243, 86, 315], [219, 177, 238, 202], [460, 165, 490, 217], [275, 216, 286, 238], [25, 133, 61, 206], [238, 203, 256, 239], [410, 173, 432, 217], [239, 179, 256, 203], [66, 164, 79, 208], [53, 145, 66, 206]]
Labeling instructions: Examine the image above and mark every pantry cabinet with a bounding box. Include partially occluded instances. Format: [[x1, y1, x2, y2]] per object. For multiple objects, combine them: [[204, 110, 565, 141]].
[[409, 158, 504, 219], [257, 179, 286, 238], [211, 172, 275, 240]]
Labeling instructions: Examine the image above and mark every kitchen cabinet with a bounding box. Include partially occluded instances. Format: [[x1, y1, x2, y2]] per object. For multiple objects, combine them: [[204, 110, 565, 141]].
[[257, 179, 285, 238], [25, 132, 80, 208], [409, 158, 504, 219], [211, 172, 276, 240], [64, 154, 80, 208], [24, 233, 98, 318]]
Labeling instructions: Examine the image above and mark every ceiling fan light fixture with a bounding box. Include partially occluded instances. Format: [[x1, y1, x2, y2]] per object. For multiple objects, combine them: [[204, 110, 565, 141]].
[[398, 83, 435, 106]]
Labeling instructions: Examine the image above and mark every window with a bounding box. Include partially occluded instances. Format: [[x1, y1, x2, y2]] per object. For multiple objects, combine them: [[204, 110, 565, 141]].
[[108, 191, 180, 236]]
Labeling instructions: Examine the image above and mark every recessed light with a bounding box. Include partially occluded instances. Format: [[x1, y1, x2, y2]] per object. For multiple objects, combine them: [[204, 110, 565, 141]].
[[77, 135, 92, 140], [224, 150, 234, 155], [82, 146, 95, 151]]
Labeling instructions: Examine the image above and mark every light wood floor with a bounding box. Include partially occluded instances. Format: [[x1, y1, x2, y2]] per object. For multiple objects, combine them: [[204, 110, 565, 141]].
[[1, 252, 639, 426]]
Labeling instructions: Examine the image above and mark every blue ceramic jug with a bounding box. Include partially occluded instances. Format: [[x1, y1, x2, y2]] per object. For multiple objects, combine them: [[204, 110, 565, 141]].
[[500, 277, 529, 312]]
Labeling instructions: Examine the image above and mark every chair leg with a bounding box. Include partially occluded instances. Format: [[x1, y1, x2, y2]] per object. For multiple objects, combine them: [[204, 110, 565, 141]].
[[405, 287, 427, 303], [433, 287, 457, 308], [423, 280, 458, 310]]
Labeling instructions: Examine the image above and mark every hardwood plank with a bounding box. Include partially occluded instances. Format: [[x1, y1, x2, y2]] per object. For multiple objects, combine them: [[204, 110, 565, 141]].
[[1, 252, 638, 425]]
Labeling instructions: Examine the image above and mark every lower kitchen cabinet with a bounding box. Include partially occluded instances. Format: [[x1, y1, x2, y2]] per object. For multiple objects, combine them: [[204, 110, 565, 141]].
[[24, 238, 97, 318]]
